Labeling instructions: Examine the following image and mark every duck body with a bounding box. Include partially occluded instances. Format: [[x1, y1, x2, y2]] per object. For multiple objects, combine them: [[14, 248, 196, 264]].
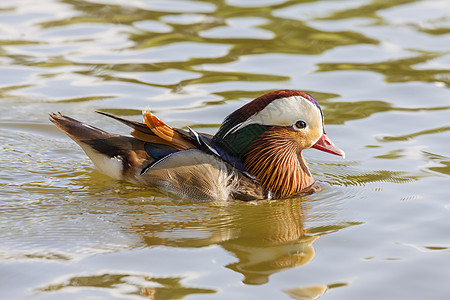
[[50, 90, 344, 201]]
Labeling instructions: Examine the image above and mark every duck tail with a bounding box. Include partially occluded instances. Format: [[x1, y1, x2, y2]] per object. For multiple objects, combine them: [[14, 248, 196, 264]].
[[95, 111, 154, 136], [49, 112, 112, 141], [49, 112, 148, 180]]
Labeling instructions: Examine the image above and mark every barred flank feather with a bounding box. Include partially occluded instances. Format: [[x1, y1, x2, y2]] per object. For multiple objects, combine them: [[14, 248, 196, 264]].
[[243, 127, 314, 198]]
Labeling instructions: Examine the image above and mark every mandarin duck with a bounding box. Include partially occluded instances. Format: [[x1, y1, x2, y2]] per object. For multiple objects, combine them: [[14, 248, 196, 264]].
[[50, 90, 344, 201]]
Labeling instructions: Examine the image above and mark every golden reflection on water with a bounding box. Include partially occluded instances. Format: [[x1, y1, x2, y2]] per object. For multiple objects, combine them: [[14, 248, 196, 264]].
[[28, 193, 357, 299], [132, 198, 357, 285]]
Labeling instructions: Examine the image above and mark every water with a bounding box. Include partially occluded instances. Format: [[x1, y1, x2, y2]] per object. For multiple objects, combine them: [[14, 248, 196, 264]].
[[1, 0, 449, 299]]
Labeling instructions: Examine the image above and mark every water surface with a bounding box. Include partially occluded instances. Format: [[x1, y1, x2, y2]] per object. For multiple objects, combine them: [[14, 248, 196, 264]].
[[1, 0, 449, 299]]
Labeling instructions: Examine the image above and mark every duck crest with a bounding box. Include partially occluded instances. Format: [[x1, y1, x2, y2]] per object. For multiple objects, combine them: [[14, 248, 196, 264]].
[[215, 90, 316, 137], [242, 127, 314, 199], [212, 89, 317, 157]]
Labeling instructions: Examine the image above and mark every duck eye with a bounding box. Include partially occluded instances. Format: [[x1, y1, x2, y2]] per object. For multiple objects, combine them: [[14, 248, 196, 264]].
[[294, 120, 307, 130]]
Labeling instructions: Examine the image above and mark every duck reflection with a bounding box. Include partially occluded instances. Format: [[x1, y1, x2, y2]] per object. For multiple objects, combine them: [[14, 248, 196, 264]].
[[225, 235, 318, 285], [133, 197, 355, 285], [218, 200, 317, 285]]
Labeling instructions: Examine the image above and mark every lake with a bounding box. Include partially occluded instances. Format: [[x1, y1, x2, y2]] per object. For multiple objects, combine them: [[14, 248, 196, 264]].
[[1, 0, 449, 299]]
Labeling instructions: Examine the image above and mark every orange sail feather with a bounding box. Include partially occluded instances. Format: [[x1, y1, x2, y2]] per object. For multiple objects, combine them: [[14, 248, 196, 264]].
[[142, 109, 194, 150]]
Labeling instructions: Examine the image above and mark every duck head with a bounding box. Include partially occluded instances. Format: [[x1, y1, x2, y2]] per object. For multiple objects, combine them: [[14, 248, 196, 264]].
[[212, 90, 344, 199]]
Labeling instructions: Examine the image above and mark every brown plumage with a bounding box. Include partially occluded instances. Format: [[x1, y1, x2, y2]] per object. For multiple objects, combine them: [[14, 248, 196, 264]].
[[243, 127, 314, 198]]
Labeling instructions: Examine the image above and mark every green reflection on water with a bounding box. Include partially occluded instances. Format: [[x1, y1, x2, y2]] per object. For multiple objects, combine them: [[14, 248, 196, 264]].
[[421, 152, 450, 176], [379, 126, 450, 142], [319, 0, 419, 21], [321, 100, 391, 125], [428, 161, 450, 176], [317, 52, 450, 87], [33, 0, 380, 87], [37, 273, 216, 299]]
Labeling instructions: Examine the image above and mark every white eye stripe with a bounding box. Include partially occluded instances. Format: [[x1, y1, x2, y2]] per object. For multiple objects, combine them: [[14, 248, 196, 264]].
[[223, 95, 323, 137], [250, 96, 320, 124]]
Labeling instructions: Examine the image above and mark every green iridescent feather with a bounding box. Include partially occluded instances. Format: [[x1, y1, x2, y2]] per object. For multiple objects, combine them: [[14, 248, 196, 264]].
[[212, 124, 272, 157]]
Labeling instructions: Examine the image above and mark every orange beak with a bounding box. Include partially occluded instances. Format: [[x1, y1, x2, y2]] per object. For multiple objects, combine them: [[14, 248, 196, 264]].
[[312, 133, 345, 158]]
